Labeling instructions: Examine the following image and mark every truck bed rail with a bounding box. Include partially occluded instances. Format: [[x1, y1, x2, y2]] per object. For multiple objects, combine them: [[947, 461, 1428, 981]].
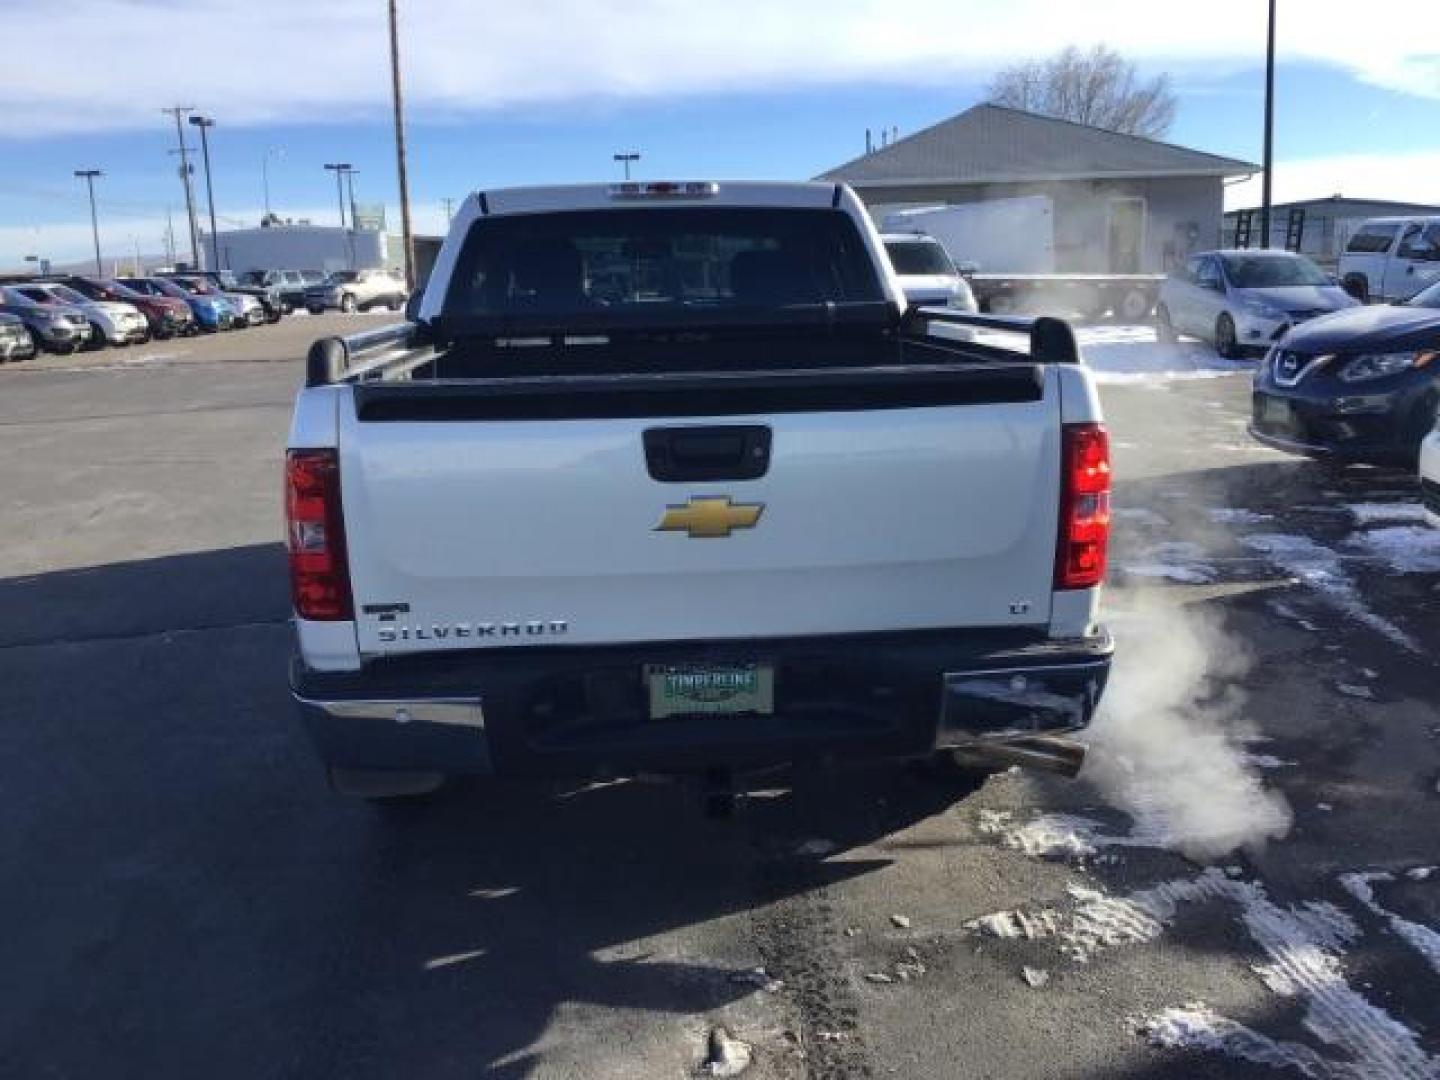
[[305, 323, 434, 388], [904, 307, 1080, 365]]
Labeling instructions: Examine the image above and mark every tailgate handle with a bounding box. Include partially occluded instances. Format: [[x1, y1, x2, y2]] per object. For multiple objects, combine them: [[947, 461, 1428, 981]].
[[643, 425, 772, 482]]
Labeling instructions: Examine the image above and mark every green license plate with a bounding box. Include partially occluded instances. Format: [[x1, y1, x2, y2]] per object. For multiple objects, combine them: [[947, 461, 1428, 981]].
[[647, 663, 775, 719]]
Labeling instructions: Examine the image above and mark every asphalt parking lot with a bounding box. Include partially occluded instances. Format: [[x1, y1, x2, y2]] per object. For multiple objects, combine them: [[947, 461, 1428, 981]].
[[2, 320, 1438, 1079]]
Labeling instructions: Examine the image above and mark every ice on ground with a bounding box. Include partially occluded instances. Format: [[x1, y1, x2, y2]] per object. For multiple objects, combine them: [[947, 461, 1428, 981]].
[[1339, 872, 1440, 977], [1210, 508, 1275, 526], [1113, 507, 1170, 528], [1346, 525, 1440, 574], [1075, 326, 1252, 386], [1345, 502, 1429, 526], [1243, 533, 1420, 653], [969, 868, 1438, 1079], [1120, 541, 1217, 584]]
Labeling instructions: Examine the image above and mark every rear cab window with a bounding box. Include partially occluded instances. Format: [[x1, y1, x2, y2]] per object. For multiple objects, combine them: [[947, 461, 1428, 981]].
[[1345, 222, 1401, 254]]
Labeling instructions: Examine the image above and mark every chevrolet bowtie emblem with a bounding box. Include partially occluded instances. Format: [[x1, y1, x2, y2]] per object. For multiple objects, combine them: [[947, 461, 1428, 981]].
[[656, 496, 764, 539]]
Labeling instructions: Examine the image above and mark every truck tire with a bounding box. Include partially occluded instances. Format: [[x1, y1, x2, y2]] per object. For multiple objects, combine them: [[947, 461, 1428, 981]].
[[340, 293, 357, 314], [327, 765, 446, 802], [1342, 274, 1370, 303], [1155, 304, 1177, 344]]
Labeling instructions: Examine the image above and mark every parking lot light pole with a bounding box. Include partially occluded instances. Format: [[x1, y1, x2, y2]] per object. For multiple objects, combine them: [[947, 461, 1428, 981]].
[[74, 169, 103, 276], [613, 152, 640, 181], [1260, 0, 1276, 250], [189, 116, 221, 271]]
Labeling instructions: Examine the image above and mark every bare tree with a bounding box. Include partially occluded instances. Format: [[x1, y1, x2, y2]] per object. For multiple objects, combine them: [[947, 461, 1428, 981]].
[[987, 45, 1177, 139]]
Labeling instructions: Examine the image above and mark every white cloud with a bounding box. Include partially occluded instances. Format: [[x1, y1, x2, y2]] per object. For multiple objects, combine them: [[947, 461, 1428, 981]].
[[1225, 151, 1440, 210], [1, 0, 1438, 137]]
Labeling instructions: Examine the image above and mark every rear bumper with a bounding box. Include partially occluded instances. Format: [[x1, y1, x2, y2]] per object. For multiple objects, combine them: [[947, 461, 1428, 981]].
[[292, 627, 1113, 779]]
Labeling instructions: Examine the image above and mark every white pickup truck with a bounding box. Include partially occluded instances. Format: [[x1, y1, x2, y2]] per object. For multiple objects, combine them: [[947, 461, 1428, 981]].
[[286, 181, 1114, 802]]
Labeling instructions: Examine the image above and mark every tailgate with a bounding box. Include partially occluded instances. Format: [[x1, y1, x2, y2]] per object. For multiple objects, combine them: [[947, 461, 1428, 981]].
[[338, 370, 1061, 657]]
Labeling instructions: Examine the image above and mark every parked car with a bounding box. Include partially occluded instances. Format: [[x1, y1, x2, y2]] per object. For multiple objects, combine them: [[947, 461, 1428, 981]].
[[118, 276, 237, 332], [236, 269, 315, 315], [1156, 250, 1359, 358], [165, 270, 283, 324], [14, 282, 148, 347], [1338, 216, 1440, 304], [54, 275, 194, 339], [1250, 279, 1440, 467], [304, 268, 407, 314], [0, 286, 93, 353], [0, 311, 37, 361], [881, 232, 978, 312], [164, 274, 263, 327]]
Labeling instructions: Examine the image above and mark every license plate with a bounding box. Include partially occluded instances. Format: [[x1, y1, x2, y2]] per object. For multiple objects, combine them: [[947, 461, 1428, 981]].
[[1262, 398, 1292, 426], [647, 663, 775, 719]]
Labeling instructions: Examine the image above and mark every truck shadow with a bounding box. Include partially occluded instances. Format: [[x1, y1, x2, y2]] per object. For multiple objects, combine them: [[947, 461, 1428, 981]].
[[0, 543, 965, 1078]]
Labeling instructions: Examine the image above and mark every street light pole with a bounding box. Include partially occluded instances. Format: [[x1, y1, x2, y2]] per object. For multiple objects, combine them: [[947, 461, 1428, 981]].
[[1260, 0, 1276, 250], [74, 169, 103, 276], [613, 152, 640, 180], [262, 147, 284, 219], [343, 169, 359, 231], [388, 0, 416, 290], [189, 116, 220, 271]]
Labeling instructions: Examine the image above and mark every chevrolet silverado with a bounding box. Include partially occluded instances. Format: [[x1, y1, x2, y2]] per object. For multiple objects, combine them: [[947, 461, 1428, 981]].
[[286, 181, 1114, 803]]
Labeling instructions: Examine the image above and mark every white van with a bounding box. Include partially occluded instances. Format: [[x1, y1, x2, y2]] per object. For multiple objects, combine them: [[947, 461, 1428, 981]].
[[1338, 216, 1440, 303]]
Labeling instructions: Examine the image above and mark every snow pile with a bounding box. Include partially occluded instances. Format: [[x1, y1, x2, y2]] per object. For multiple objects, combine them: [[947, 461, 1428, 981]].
[[1082, 605, 1292, 861], [1346, 525, 1440, 574], [1243, 533, 1419, 652], [978, 810, 1165, 861], [1076, 325, 1252, 386]]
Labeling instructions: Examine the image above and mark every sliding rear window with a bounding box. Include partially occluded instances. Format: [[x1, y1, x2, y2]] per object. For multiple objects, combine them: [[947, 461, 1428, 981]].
[[443, 207, 884, 319]]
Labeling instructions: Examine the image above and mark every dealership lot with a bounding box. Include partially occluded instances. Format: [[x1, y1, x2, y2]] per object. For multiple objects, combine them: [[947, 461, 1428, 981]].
[[2, 325, 1438, 1078]]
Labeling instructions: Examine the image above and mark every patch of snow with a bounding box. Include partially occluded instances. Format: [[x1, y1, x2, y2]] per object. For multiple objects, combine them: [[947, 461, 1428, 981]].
[[1076, 326, 1253, 386], [1347, 526, 1440, 574], [1339, 872, 1440, 977], [1113, 507, 1170, 528], [1140, 1003, 1337, 1078], [1346, 502, 1429, 526], [1209, 507, 1275, 526], [1334, 683, 1375, 701], [1021, 966, 1050, 988], [1407, 867, 1436, 882], [1243, 534, 1420, 653], [1241, 753, 1293, 770], [979, 811, 1165, 860], [1121, 541, 1217, 584]]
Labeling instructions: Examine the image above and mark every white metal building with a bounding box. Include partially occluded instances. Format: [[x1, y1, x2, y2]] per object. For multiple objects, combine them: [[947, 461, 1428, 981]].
[[199, 224, 404, 275]]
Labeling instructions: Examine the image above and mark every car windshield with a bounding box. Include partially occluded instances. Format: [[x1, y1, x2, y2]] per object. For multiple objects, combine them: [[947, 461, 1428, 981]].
[[1407, 281, 1440, 308], [48, 285, 89, 305], [445, 207, 883, 319], [101, 281, 144, 300], [147, 278, 194, 300], [172, 278, 211, 295], [884, 239, 956, 276], [1221, 253, 1330, 288]]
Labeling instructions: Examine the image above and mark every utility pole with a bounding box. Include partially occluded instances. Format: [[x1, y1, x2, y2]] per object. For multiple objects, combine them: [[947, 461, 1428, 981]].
[[162, 107, 201, 268], [613, 152, 640, 180], [442, 197, 454, 224], [1260, 0, 1277, 249], [74, 169, 103, 276], [164, 207, 176, 265], [189, 115, 220, 271], [324, 163, 351, 229], [262, 147, 284, 219], [344, 169, 359, 230], [388, 0, 416, 289]]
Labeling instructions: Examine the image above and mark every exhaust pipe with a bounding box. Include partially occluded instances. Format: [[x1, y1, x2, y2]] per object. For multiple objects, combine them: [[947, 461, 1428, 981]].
[[948, 735, 1087, 778]]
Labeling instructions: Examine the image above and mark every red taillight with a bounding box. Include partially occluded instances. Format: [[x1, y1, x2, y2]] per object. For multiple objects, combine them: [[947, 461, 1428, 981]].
[[1055, 423, 1111, 590], [285, 449, 353, 620]]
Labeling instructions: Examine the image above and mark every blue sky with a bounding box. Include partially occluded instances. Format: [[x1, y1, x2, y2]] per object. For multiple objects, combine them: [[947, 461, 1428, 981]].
[[3, 0, 1438, 267]]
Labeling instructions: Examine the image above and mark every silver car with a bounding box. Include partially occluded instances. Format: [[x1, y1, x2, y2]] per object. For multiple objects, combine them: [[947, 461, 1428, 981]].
[[1156, 250, 1359, 358], [17, 283, 149, 346]]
